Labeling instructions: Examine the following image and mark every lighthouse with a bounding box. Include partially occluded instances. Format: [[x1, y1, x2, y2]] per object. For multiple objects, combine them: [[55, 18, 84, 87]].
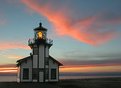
[[17, 23, 63, 82]]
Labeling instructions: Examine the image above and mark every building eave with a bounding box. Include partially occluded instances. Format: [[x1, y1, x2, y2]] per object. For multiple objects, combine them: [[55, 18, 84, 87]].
[[16, 55, 63, 67], [49, 56, 63, 66], [16, 56, 31, 67]]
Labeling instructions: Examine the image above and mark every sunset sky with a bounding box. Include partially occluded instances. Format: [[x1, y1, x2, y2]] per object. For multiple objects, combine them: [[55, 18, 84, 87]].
[[0, 0, 121, 76]]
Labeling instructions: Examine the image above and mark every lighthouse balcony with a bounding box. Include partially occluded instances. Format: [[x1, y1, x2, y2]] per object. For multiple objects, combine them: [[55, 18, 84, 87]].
[[28, 38, 53, 47], [28, 38, 35, 46], [46, 38, 53, 47]]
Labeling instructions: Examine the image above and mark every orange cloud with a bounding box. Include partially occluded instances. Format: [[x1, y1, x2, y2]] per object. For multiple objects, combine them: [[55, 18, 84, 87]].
[[60, 58, 121, 68], [0, 64, 120, 75], [60, 58, 121, 73], [0, 64, 17, 74], [21, 0, 118, 45], [60, 65, 121, 73], [0, 42, 30, 50], [0, 64, 15, 67]]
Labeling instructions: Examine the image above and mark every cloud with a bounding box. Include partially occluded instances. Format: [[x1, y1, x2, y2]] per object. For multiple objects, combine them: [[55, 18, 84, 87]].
[[0, 41, 30, 50], [0, 64, 16, 68], [21, 0, 119, 45], [61, 58, 121, 67], [1, 53, 24, 60], [59, 51, 121, 73], [6, 54, 24, 59], [60, 65, 121, 74], [60, 58, 121, 73], [0, 64, 17, 75], [63, 51, 121, 60]]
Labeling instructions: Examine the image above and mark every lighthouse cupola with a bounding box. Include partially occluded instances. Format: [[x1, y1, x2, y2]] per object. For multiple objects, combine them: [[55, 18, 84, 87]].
[[34, 23, 47, 41], [28, 22, 53, 49]]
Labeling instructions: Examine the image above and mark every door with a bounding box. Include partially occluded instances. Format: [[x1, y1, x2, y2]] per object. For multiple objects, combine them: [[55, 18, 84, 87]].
[[39, 71, 44, 82]]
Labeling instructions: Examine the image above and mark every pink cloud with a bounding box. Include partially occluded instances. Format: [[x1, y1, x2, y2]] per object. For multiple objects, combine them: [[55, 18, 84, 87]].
[[21, 0, 118, 45], [0, 42, 30, 50]]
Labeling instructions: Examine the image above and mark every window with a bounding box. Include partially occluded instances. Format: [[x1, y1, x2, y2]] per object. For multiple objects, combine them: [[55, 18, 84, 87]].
[[23, 68, 29, 80], [33, 47, 38, 55], [45, 68, 49, 79], [45, 57, 49, 65], [51, 69, 56, 79], [32, 68, 38, 80]]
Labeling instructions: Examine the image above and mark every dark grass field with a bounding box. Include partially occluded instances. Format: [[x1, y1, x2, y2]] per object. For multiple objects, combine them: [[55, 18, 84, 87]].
[[0, 77, 121, 88]]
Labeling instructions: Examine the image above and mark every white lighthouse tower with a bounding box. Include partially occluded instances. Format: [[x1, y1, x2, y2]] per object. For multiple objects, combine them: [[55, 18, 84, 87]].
[[17, 23, 63, 82]]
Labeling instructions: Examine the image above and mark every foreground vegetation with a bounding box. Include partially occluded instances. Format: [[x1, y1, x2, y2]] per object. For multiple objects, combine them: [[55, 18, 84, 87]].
[[0, 77, 121, 88]]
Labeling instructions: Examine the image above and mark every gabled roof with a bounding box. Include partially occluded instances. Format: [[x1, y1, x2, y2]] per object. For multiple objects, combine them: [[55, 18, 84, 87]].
[[16, 55, 63, 66], [49, 56, 63, 66], [16, 56, 31, 66]]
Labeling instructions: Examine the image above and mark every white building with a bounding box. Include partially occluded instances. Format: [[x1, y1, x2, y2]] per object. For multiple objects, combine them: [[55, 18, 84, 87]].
[[16, 23, 63, 82]]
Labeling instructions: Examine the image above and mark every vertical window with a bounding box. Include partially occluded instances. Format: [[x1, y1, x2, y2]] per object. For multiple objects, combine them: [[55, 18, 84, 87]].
[[33, 45, 38, 55], [23, 68, 29, 80], [32, 68, 38, 80], [45, 68, 49, 79], [51, 69, 56, 79], [33, 47, 38, 55], [45, 57, 49, 65]]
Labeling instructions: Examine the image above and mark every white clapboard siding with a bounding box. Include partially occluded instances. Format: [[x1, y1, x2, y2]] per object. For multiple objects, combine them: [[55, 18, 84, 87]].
[[49, 59, 59, 82], [20, 59, 32, 82]]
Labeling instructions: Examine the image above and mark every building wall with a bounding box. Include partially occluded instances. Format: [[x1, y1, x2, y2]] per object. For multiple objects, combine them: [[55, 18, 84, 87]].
[[33, 55, 38, 68], [17, 66, 20, 82], [49, 59, 59, 82], [45, 46, 49, 57], [20, 59, 32, 82], [38, 44, 45, 82], [39, 44, 44, 68], [18, 57, 60, 82]]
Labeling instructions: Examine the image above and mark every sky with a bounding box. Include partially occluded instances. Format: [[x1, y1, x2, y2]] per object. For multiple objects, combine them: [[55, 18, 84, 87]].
[[0, 0, 121, 77]]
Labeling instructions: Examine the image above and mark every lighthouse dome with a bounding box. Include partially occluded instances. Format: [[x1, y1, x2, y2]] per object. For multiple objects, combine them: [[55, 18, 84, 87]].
[[34, 22, 47, 31]]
